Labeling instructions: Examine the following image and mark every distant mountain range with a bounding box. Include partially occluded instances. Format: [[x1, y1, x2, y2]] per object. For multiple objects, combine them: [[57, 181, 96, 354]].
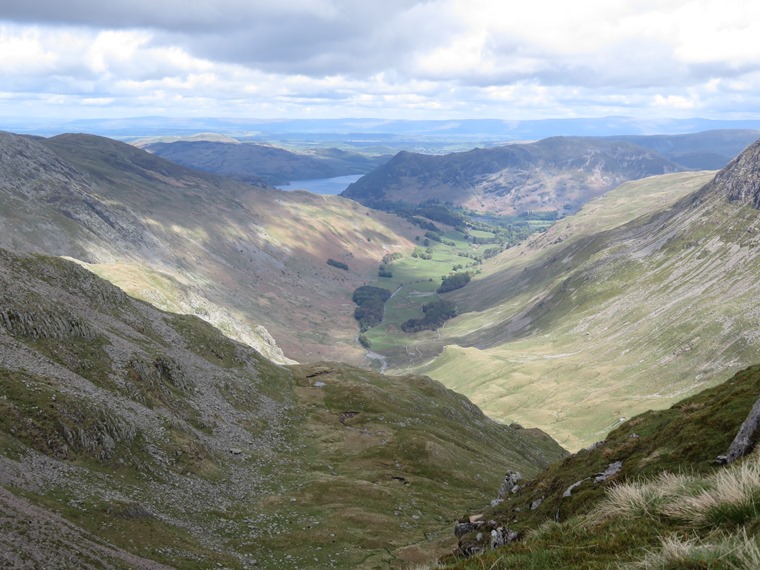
[[5, 116, 760, 141], [139, 139, 390, 185], [606, 129, 760, 169], [342, 136, 685, 215]]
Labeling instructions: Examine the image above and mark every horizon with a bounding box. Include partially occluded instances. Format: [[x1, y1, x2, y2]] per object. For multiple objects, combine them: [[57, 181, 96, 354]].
[[5, 114, 760, 140]]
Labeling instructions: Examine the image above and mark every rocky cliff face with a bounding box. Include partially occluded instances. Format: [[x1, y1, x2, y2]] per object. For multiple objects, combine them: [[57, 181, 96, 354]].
[[704, 137, 760, 208]]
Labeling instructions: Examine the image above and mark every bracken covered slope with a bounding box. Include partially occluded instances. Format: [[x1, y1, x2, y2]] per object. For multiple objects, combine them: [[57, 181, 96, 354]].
[[0, 130, 418, 364], [0, 247, 567, 569]]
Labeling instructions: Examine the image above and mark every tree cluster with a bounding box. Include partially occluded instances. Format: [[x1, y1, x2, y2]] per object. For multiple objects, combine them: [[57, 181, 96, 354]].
[[352, 286, 392, 331], [437, 272, 471, 294], [400, 299, 457, 333]]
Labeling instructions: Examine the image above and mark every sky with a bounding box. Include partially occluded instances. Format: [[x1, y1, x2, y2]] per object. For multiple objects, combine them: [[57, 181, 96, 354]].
[[1, 0, 760, 121]]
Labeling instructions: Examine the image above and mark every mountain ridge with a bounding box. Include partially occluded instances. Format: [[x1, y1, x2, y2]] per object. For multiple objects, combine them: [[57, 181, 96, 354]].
[[342, 136, 685, 216], [0, 130, 418, 364], [141, 139, 390, 185]]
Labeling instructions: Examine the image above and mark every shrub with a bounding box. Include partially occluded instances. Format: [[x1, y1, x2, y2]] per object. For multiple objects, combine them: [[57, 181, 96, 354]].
[[382, 252, 403, 265], [357, 334, 371, 349], [327, 258, 348, 270]]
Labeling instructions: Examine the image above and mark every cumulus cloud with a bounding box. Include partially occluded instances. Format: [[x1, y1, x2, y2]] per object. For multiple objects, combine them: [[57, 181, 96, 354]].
[[0, 0, 759, 119]]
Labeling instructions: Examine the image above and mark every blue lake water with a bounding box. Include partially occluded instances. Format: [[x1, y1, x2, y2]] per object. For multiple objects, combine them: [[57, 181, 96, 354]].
[[275, 174, 363, 195]]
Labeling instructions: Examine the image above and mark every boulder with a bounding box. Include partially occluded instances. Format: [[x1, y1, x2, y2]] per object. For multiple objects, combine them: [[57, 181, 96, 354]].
[[718, 394, 760, 464], [496, 470, 522, 500]]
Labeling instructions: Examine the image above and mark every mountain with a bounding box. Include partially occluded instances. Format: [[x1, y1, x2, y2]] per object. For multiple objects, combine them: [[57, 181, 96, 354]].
[[388, 137, 760, 450], [0, 247, 566, 568], [342, 137, 685, 215], [440, 364, 760, 568], [0, 130, 416, 364], [140, 139, 390, 185], [606, 129, 760, 169], [8, 116, 760, 140]]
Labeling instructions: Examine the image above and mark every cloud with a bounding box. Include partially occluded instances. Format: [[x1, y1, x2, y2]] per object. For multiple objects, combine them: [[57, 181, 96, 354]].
[[0, 0, 759, 120]]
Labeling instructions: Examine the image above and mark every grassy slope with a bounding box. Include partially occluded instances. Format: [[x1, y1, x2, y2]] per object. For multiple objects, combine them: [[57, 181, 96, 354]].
[[0, 131, 419, 365], [403, 171, 747, 450], [0, 248, 566, 569], [440, 364, 760, 569]]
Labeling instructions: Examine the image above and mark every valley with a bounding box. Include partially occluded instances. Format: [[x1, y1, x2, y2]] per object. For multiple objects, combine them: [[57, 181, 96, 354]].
[[0, 247, 565, 568], [3, 124, 760, 569], [5, 2, 760, 568], [406, 149, 760, 451]]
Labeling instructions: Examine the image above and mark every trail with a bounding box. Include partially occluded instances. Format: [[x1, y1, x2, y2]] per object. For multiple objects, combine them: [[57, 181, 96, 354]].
[[382, 284, 404, 322]]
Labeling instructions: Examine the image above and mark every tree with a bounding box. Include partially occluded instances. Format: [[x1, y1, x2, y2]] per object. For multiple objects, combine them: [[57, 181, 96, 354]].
[[437, 272, 471, 293]]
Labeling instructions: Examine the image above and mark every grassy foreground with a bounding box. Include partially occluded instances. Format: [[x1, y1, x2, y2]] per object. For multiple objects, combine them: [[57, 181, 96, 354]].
[[434, 364, 760, 569]]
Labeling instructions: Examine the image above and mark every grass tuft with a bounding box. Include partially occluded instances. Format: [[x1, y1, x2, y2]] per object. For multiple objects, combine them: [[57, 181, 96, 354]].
[[664, 459, 760, 527], [630, 531, 760, 570]]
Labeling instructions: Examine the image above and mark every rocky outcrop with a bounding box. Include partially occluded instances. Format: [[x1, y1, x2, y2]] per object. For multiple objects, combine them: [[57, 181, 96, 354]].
[[0, 308, 95, 341], [455, 514, 520, 558], [690, 137, 760, 209], [716, 138, 760, 208], [717, 394, 760, 464], [496, 470, 522, 501], [127, 355, 193, 393]]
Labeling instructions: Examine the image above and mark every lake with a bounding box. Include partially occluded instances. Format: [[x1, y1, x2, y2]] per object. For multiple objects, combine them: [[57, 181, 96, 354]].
[[275, 174, 363, 195]]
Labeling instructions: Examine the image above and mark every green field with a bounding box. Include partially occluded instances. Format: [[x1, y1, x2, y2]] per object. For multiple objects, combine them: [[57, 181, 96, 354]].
[[358, 212, 567, 363], [361, 228, 483, 359]]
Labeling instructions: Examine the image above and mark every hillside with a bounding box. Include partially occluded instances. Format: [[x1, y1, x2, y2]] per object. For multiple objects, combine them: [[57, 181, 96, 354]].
[[396, 138, 760, 450], [0, 247, 567, 569], [141, 140, 389, 185], [0, 130, 417, 365], [442, 364, 760, 569], [342, 137, 684, 216]]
